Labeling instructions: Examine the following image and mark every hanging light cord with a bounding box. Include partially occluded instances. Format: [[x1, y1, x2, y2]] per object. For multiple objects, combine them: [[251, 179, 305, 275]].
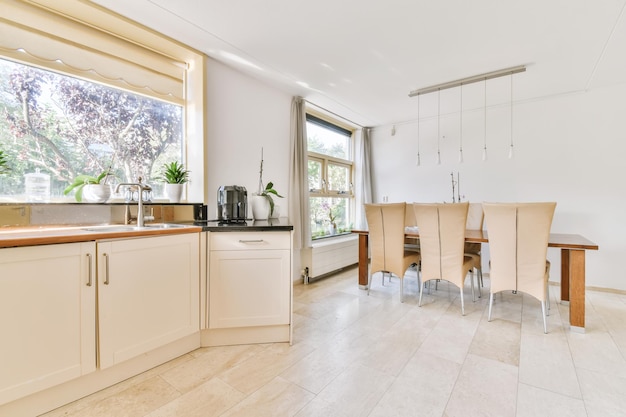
[[437, 89, 441, 164], [509, 74, 514, 158], [416, 95, 421, 166], [459, 84, 463, 162], [483, 79, 487, 160]]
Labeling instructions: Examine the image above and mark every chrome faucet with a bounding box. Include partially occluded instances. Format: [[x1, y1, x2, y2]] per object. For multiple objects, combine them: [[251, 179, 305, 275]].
[[115, 177, 152, 227]]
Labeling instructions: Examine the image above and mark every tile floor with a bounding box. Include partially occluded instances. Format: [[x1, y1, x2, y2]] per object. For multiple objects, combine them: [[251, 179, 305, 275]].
[[41, 267, 626, 417]]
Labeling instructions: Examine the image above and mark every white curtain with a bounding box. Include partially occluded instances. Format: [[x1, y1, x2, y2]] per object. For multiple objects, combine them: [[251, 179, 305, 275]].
[[354, 127, 373, 229], [289, 97, 311, 249]]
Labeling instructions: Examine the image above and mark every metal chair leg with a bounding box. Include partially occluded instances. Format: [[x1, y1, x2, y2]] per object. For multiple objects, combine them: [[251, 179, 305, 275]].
[[460, 287, 465, 316], [488, 293, 495, 321], [541, 300, 548, 334], [418, 281, 424, 307]]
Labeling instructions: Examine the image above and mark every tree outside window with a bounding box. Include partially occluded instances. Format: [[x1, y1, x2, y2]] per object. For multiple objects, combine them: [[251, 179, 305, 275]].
[[306, 114, 353, 239], [0, 58, 183, 201]]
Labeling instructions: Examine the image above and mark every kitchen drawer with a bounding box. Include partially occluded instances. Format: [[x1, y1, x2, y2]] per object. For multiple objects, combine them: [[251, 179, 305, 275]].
[[210, 231, 290, 251]]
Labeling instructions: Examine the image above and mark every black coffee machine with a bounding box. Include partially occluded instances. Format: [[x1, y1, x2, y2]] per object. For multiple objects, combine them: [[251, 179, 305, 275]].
[[217, 185, 247, 222]]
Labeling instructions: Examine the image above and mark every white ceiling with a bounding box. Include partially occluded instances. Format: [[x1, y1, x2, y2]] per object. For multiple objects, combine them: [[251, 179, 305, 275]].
[[92, 0, 626, 127]]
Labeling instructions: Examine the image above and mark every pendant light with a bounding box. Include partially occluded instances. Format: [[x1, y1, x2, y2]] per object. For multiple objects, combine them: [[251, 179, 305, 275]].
[[459, 84, 464, 163], [436, 89, 441, 165], [482, 79, 488, 161], [416, 95, 421, 166], [508, 73, 514, 159]]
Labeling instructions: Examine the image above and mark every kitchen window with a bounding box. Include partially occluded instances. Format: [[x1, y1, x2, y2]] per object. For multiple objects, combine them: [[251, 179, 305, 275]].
[[0, 1, 204, 203], [307, 114, 354, 239]]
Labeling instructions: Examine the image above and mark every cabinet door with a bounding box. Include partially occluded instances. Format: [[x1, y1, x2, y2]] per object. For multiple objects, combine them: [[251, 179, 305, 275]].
[[98, 233, 199, 369], [209, 249, 290, 328], [0, 242, 96, 405]]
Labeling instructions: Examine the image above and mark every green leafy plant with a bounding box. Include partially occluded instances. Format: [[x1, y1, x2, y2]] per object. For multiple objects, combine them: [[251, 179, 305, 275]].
[[0, 150, 10, 175], [259, 181, 284, 216], [63, 170, 111, 202], [158, 161, 190, 184]]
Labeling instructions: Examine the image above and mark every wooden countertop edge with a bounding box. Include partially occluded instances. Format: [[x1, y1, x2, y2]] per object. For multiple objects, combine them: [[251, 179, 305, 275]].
[[0, 226, 203, 248]]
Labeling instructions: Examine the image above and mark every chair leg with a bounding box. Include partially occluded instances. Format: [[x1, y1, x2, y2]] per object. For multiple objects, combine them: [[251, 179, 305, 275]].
[[541, 300, 548, 334], [460, 287, 465, 316], [478, 267, 483, 287], [418, 280, 424, 307], [381, 272, 385, 287], [488, 293, 494, 321], [470, 271, 476, 302], [476, 269, 482, 299]]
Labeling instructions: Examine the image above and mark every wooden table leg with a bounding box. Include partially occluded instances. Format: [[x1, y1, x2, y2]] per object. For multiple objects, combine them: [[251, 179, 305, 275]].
[[560, 248, 570, 302], [358, 233, 368, 289], [569, 249, 586, 331]]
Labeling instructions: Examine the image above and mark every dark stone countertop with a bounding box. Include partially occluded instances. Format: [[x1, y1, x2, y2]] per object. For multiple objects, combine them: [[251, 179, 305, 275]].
[[184, 217, 293, 232]]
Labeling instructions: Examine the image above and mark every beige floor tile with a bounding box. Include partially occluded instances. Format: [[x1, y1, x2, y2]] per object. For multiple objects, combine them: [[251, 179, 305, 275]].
[[368, 351, 461, 417], [519, 332, 582, 398], [219, 376, 315, 417], [281, 328, 376, 393], [516, 383, 587, 417], [567, 330, 626, 376], [145, 377, 246, 417], [469, 314, 521, 366], [54, 376, 180, 417], [217, 342, 315, 395], [444, 353, 518, 417], [578, 368, 626, 417], [418, 301, 482, 364], [159, 344, 267, 393], [294, 363, 395, 417]]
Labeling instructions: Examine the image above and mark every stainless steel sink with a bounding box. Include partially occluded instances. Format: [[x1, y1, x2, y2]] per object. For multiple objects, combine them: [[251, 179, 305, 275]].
[[82, 223, 190, 232]]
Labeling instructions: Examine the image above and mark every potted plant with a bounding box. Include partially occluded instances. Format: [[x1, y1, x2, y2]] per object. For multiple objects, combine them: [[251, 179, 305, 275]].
[[251, 148, 283, 219], [0, 150, 10, 175], [63, 169, 112, 202], [157, 161, 189, 203]]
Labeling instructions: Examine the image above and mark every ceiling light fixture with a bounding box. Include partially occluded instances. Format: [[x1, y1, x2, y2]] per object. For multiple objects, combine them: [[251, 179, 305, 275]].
[[408, 65, 526, 97]]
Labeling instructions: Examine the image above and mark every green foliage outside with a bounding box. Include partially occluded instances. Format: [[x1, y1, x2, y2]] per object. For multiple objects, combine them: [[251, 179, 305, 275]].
[[0, 58, 183, 200]]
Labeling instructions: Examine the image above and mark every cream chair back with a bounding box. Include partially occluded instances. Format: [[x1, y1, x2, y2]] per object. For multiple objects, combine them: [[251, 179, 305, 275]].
[[413, 202, 469, 287], [483, 202, 556, 300], [466, 203, 484, 230], [365, 202, 409, 279]]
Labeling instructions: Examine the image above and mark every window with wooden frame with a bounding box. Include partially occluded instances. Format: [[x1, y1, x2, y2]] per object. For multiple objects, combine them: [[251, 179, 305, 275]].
[[306, 113, 354, 239]]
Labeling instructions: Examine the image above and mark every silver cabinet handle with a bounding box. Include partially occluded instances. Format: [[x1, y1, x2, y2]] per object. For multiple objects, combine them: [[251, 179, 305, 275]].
[[238, 239, 264, 243], [103, 253, 110, 285], [86, 253, 93, 287]]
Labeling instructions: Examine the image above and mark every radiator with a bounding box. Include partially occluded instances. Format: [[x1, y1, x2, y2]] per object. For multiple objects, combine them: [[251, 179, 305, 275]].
[[302, 234, 359, 283]]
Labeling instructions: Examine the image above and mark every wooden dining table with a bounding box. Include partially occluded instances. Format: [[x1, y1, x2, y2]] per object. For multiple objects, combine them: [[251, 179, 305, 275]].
[[351, 229, 598, 332]]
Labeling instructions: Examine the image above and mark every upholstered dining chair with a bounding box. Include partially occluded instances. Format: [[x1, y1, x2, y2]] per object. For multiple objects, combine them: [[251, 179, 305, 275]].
[[483, 202, 556, 333], [413, 202, 475, 315], [365, 203, 421, 302], [464, 203, 484, 294]]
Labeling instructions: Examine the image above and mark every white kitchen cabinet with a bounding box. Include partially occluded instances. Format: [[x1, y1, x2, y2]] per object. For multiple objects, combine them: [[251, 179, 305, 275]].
[[0, 242, 96, 405], [97, 233, 199, 369], [208, 231, 291, 334]]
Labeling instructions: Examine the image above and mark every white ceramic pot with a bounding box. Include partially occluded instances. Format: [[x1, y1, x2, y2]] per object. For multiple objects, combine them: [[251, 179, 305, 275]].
[[165, 183, 184, 203], [251, 194, 270, 220], [82, 184, 111, 203], [269, 204, 280, 219]]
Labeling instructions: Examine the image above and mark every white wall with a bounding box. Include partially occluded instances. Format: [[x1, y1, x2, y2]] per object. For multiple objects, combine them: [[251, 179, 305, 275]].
[[205, 58, 291, 219], [370, 82, 626, 291]]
